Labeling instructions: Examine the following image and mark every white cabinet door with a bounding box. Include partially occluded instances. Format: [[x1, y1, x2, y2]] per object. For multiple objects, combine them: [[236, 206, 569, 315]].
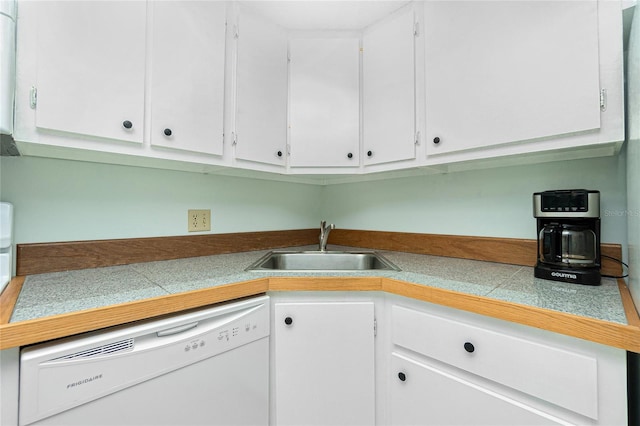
[[392, 305, 599, 419], [235, 7, 288, 166], [289, 37, 360, 168], [424, 1, 601, 155], [0, 2, 16, 135], [390, 353, 566, 426], [274, 302, 375, 426], [363, 7, 416, 166], [34, 1, 146, 143], [150, 1, 226, 156]]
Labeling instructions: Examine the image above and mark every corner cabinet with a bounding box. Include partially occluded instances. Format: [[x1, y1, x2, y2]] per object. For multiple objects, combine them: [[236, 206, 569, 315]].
[[387, 296, 628, 426], [273, 300, 375, 426], [233, 6, 288, 167], [362, 5, 417, 167], [288, 37, 361, 169], [424, 0, 624, 165]]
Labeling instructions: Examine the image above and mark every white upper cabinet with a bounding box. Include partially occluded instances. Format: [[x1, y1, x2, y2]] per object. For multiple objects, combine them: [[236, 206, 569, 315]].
[[234, 7, 289, 166], [424, 1, 604, 156], [363, 6, 416, 166], [150, 1, 226, 156], [34, 1, 146, 143], [14, 1, 624, 180], [289, 37, 360, 168], [0, 0, 16, 135]]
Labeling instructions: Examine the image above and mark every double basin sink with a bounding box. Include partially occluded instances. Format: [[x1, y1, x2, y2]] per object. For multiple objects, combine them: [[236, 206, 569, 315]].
[[246, 250, 400, 272]]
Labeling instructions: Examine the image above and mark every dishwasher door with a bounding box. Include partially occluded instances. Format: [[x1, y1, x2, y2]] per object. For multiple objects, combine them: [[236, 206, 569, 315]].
[[19, 296, 270, 426]]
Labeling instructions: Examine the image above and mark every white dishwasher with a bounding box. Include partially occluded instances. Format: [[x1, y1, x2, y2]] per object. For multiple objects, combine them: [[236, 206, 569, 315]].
[[19, 295, 270, 426]]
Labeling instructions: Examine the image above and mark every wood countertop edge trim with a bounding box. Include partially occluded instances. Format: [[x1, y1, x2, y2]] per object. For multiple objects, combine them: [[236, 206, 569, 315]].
[[1, 276, 639, 352], [619, 278, 640, 328], [0, 276, 24, 324], [267, 276, 383, 291], [0, 279, 269, 350], [382, 278, 640, 353]]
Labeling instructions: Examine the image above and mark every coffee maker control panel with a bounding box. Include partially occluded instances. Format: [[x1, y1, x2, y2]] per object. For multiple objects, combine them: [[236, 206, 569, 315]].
[[533, 189, 600, 218]]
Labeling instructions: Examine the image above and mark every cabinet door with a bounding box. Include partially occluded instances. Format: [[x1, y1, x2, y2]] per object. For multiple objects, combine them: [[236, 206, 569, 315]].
[[235, 7, 288, 166], [150, 1, 226, 155], [35, 1, 146, 143], [390, 353, 566, 426], [363, 7, 416, 166], [289, 38, 360, 167], [424, 1, 601, 155], [274, 302, 375, 426]]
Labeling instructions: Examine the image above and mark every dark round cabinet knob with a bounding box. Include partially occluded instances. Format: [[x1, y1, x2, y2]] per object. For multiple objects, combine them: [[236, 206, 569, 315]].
[[433, 137, 441, 144], [163, 128, 172, 137], [464, 342, 475, 353], [284, 317, 293, 325], [347, 153, 353, 159], [398, 372, 406, 382], [122, 120, 133, 129], [277, 151, 283, 157], [367, 151, 373, 157]]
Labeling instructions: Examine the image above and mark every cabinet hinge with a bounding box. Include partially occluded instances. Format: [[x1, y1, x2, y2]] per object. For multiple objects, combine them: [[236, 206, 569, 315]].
[[29, 86, 37, 109], [286, 143, 291, 156], [287, 52, 291, 63], [232, 132, 237, 146], [233, 23, 239, 39], [415, 131, 421, 146], [600, 88, 607, 112], [414, 22, 420, 37], [374, 318, 377, 337]]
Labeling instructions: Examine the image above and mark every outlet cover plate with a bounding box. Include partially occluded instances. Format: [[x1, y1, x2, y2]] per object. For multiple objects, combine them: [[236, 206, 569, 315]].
[[188, 209, 211, 232]]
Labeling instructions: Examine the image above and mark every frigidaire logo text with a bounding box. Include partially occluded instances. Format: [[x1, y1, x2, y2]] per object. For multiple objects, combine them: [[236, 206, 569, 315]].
[[67, 374, 103, 389], [551, 271, 578, 280]]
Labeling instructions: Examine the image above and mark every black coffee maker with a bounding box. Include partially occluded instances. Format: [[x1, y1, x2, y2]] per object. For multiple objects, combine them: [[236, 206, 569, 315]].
[[533, 189, 601, 285]]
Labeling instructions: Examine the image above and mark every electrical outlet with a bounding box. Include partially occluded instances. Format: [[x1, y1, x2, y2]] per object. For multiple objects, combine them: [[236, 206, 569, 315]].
[[188, 209, 211, 232]]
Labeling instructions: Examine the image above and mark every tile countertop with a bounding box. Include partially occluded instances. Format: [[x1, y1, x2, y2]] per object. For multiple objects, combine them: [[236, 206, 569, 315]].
[[10, 245, 628, 325]]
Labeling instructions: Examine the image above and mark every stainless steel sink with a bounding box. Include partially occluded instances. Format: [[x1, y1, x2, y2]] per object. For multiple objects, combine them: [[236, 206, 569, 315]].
[[246, 251, 400, 272]]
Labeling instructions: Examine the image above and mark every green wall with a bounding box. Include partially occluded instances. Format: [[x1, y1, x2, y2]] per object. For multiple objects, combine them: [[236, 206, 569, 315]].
[[321, 155, 628, 245], [1, 154, 628, 247], [0, 156, 323, 244]]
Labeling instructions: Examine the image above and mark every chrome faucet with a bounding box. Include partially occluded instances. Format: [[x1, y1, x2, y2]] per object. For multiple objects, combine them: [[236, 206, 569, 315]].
[[319, 221, 335, 252]]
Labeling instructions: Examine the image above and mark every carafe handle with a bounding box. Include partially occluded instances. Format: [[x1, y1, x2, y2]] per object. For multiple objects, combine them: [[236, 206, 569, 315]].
[[541, 226, 561, 263]]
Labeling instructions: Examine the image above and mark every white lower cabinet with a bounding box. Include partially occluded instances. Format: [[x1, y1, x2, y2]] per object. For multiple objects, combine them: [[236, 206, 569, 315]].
[[269, 293, 628, 426], [387, 298, 628, 426], [390, 352, 565, 425], [273, 299, 375, 426]]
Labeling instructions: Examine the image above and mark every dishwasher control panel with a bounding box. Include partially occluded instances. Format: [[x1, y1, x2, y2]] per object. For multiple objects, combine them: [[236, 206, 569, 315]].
[[182, 317, 261, 353]]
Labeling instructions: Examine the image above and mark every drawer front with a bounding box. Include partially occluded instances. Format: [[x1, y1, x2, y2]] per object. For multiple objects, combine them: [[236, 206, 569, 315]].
[[390, 353, 567, 426], [391, 305, 598, 420]]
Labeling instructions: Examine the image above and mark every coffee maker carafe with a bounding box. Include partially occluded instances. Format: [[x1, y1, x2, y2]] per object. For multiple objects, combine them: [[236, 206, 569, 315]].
[[533, 190, 601, 285]]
